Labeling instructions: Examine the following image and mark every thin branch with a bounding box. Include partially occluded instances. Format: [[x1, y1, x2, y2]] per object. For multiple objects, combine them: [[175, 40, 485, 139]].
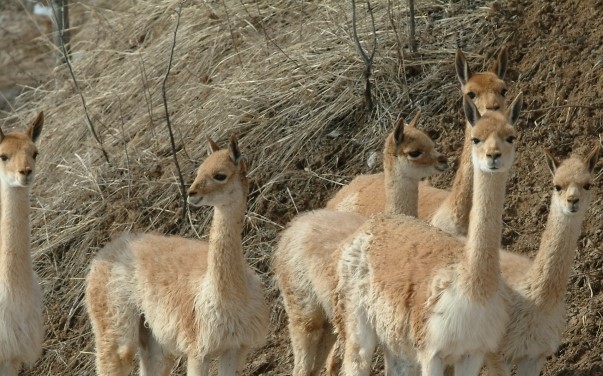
[[50, 0, 109, 163], [221, 0, 243, 66], [352, 0, 377, 112], [387, 0, 411, 104], [407, 0, 417, 53], [162, 0, 188, 222]]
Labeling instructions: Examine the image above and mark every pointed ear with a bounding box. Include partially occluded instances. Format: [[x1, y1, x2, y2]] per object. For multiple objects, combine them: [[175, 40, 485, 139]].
[[585, 144, 601, 174], [228, 133, 241, 163], [455, 49, 471, 86], [506, 92, 523, 125], [393, 117, 405, 146], [463, 94, 480, 127], [491, 47, 508, 79], [205, 135, 221, 154], [27, 111, 44, 142], [543, 148, 559, 176], [0, 127, 4, 144], [408, 110, 422, 128]]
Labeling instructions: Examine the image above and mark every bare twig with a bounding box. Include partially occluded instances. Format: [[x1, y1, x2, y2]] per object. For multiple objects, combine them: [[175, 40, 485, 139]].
[[52, 0, 71, 64], [351, 0, 377, 112], [407, 0, 417, 53], [387, 0, 411, 103], [221, 0, 243, 66], [50, 0, 109, 163], [162, 0, 188, 222]]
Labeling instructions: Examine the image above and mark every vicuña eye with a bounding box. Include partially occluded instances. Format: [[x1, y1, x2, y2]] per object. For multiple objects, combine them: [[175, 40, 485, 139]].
[[408, 151, 422, 158], [0, 155, 8, 162], [33, 152, 39, 160], [501, 88, 508, 97], [554, 185, 562, 192], [506, 136, 516, 144], [471, 138, 481, 145], [468, 92, 477, 99], [584, 183, 591, 191], [214, 173, 227, 181]]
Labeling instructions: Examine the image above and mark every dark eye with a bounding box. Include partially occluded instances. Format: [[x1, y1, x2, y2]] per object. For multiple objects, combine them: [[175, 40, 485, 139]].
[[501, 88, 508, 97], [554, 185, 562, 192], [471, 138, 481, 145], [408, 151, 422, 158], [33, 151, 39, 160], [506, 136, 516, 144], [0, 155, 8, 162], [584, 183, 591, 191], [468, 92, 477, 99], [214, 173, 227, 181]]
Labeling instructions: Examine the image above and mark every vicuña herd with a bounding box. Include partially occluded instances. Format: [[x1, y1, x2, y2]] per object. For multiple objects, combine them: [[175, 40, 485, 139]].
[[3, 46, 600, 376]]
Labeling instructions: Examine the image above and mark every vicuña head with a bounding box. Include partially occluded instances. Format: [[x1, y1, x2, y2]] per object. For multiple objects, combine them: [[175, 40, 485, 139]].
[[187, 133, 248, 208], [384, 111, 449, 180], [464, 92, 522, 173], [0, 111, 44, 188], [545, 145, 599, 216], [456, 47, 508, 113]]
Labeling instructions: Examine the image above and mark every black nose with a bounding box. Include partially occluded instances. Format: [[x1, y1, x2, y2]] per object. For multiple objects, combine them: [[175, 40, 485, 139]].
[[19, 168, 32, 176], [567, 197, 579, 204], [487, 152, 501, 161]]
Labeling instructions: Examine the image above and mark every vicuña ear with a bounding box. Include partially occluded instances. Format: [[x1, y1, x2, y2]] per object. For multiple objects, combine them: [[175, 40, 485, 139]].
[[585, 144, 601, 174], [543, 148, 559, 176], [393, 117, 405, 146], [0, 127, 4, 143], [27, 111, 44, 142], [206, 135, 221, 154], [455, 49, 471, 86], [491, 46, 508, 79], [408, 110, 422, 129], [506, 92, 523, 125], [228, 133, 241, 163], [463, 94, 480, 127]]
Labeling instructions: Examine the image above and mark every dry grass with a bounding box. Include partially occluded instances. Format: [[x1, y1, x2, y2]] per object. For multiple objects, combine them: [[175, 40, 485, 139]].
[[2, 0, 519, 374]]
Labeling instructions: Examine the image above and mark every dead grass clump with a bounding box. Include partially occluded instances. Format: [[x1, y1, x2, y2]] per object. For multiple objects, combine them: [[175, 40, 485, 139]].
[[5, 0, 509, 374]]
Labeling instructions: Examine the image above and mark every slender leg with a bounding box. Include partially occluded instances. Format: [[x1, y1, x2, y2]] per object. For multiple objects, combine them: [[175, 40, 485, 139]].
[[325, 335, 343, 376], [0, 361, 18, 376], [342, 308, 377, 376], [313, 325, 337, 375], [187, 356, 210, 376], [288, 314, 327, 376], [516, 356, 546, 376], [384, 347, 418, 376], [454, 353, 485, 376], [421, 356, 444, 376], [139, 321, 175, 376], [218, 347, 251, 376], [484, 352, 511, 376], [235, 346, 250, 374]]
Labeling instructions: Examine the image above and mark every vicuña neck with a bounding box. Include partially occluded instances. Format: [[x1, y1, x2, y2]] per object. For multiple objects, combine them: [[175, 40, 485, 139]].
[[384, 163, 419, 216], [526, 205, 584, 310], [207, 199, 248, 301], [441, 123, 473, 235], [0, 182, 34, 293], [460, 168, 507, 301]]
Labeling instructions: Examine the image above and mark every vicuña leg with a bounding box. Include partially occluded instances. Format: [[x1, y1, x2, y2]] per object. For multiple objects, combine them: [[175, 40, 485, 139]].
[[0, 360, 18, 376], [454, 353, 485, 376], [484, 352, 511, 376], [516, 356, 546, 376], [342, 309, 377, 376], [217, 347, 249, 376], [288, 312, 329, 376], [421, 355, 444, 376], [384, 347, 419, 376], [139, 320, 174, 376], [187, 356, 210, 376]]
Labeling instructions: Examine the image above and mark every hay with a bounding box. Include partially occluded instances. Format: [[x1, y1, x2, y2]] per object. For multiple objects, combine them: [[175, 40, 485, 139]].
[[4, 0, 515, 374]]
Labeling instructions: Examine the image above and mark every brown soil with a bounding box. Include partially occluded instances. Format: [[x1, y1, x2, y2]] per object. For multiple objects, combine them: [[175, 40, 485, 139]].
[[1, 0, 602, 375]]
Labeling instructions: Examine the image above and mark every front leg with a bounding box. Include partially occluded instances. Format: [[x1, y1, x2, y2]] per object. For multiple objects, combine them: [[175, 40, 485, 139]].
[[218, 347, 249, 376], [187, 355, 210, 376], [516, 356, 546, 376], [454, 353, 485, 376], [484, 352, 511, 376]]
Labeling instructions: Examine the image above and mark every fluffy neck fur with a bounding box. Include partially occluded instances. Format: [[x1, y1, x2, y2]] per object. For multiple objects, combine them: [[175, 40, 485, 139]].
[[440, 123, 473, 234], [206, 196, 248, 301], [383, 156, 419, 216], [460, 169, 507, 301], [0, 182, 34, 293], [525, 204, 584, 310]]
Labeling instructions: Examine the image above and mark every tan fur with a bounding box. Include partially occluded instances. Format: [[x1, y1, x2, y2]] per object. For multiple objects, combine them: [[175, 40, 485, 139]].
[[485, 148, 599, 376], [335, 95, 523, 376], [0, 112, 45, 375], [273, 117, 448, 376], [85, 135, 269, 376], [327, 48, 508, 239]]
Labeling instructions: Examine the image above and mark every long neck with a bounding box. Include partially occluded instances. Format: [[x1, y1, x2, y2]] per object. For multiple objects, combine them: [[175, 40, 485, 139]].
[[526, 205, 584, 310], [384, 162, 419, 216], [440, 123, 473, 235], [206, 198, 248, 301], [0, 182, 34, 292], [460, 169, 507, 301]]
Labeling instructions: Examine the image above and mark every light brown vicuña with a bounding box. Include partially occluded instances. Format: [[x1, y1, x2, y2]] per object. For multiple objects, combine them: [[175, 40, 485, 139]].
[[326, 47, 508, 238], [335, 93, 523, 376], [85, 134, 269, 376], [273, 113, 448, 376], [485, 145, 600, 376], [0, 112, 44, 376]]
